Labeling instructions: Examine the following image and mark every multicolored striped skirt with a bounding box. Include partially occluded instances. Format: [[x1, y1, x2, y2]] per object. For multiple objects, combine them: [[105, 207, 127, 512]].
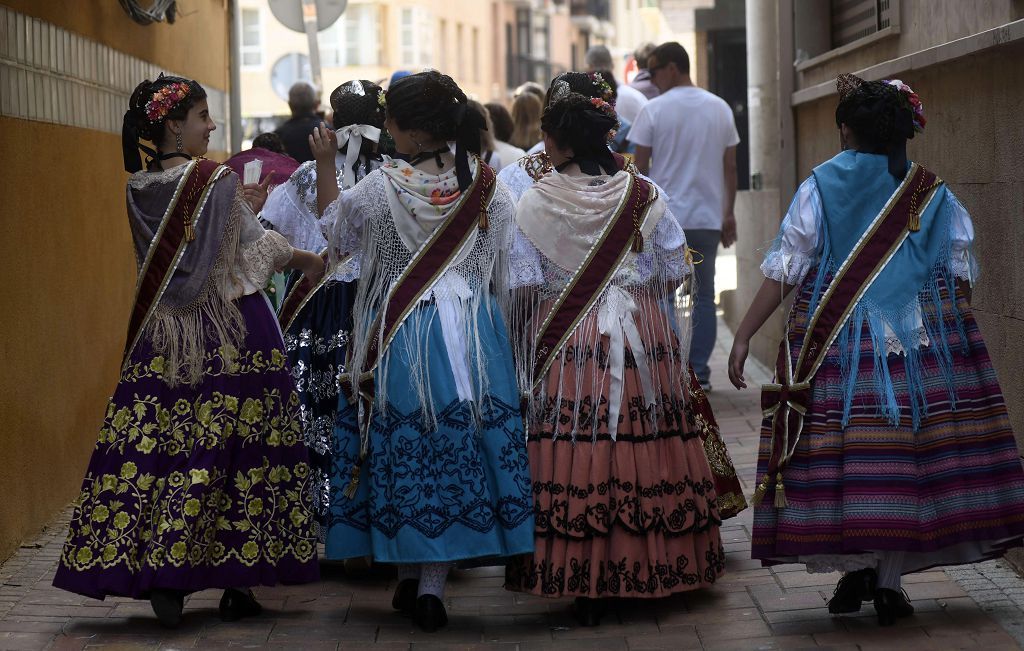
[[752, 275, 1024, 572]]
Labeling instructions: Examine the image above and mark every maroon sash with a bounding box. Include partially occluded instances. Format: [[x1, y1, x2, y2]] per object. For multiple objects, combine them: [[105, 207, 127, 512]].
[[530, 174, 656, 390], [123, 159, 228, 365], [337, 162, 497, 498], [277, 249, 334, 333], [755, 163, 943, 507]]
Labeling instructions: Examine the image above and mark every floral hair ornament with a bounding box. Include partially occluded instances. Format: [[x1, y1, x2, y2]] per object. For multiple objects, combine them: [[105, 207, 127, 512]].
[[883, 78, 926, 132], [377, 88, 387, 109], [145, 81, 191, 123], [588, 72, 614, 103], [590, 96, 621, 142]]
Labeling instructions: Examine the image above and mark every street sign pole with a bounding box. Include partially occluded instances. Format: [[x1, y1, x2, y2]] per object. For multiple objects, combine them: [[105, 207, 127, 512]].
[[301, 0, 323, 101]]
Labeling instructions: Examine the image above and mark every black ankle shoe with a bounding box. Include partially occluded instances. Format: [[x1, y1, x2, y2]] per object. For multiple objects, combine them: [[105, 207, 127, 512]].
[[392, 578, 419, 615], [873, 588, 914, 626], [149, 589, 185, 629], [219, 588, 263, 622], [574, 596, 607, 627], [827, 568, 877, 614], [413, 594, 448, 632]]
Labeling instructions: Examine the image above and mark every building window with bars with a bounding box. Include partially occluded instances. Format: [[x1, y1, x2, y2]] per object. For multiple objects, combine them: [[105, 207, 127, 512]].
[[830, 0, 895, 48]]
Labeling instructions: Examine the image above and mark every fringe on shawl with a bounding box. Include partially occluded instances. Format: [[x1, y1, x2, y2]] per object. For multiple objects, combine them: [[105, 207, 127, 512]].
[[510, 243, 694, 441], [142, 190, 247, 388], [816, 197, 966, 430]]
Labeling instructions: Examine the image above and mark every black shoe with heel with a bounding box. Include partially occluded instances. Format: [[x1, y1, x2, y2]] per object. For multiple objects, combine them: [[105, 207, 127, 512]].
[[574, 596, 607, 627], [413, 594, 448, 632], [149, 589, 185, 629], [827, 568, 877, 614], [219, 588, 262, 622], [392, 578, 419, 615], [874, 588, 914, 626]]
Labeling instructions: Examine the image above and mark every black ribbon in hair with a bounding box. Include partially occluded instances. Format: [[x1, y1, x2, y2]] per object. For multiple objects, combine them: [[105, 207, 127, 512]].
[[453, 102, 487, 191]]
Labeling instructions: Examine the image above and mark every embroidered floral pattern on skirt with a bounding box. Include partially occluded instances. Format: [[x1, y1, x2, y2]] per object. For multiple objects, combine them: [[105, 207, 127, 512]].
[[53, 294, 319, 599], [281, 276, 356, 542], [506, 298, 726, 599]]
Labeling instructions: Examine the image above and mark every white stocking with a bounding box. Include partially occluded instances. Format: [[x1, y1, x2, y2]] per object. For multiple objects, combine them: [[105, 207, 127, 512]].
[[417, 562, 453, 599]]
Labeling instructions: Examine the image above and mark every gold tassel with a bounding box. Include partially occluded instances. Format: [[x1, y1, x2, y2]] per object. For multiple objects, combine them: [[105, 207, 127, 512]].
[[341, 463, 362, 500], [752, 473, 771, 505], [479, 208, 489, 232], [184, 215, 196, 242], [773, 471, 788, 508], [908, 211, 921, 232]]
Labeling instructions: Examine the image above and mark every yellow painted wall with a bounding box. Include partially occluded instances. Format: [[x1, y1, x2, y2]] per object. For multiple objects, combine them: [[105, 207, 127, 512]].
[[0, 1, 230, 561], [2, 0, 230, 90]]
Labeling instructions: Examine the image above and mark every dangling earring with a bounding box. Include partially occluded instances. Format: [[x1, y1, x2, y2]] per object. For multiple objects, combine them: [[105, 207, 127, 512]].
[[175, 132, 183, 152], [412, 136, 423, 153]]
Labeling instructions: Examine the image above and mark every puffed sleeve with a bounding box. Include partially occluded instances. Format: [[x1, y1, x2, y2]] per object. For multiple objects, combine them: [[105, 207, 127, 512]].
[[651, 208, 690, 281], [945, 190, 979, 284], [761, 176, 822, 285], [236, 191, 293, 291]]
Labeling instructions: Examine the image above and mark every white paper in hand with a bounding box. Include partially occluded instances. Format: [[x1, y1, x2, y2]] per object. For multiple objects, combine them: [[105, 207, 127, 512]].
[[243, 159, 263, 185]]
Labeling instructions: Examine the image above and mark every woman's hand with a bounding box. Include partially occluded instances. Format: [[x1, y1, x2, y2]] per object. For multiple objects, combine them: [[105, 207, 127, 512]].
[[242, 174, 272, 213], [728, 337, 749, 390], [309, 122, 338, 168]]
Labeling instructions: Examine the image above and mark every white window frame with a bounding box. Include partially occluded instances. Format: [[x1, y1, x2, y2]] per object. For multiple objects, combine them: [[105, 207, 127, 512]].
[[240, 7, 263, 69]]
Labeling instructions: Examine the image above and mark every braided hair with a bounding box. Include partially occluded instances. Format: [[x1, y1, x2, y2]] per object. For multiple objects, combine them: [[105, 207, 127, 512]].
[[835, 75, 915, 180], [384, 70, 486, 191], [541, 91, 619, 176], [330, 79, 385, 156], [122, 74, 207, 172]]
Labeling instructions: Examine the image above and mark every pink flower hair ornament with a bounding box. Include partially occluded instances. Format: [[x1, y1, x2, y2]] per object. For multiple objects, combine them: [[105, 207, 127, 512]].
[[883, 79, 926, 132], [145, 82, 192, 123]]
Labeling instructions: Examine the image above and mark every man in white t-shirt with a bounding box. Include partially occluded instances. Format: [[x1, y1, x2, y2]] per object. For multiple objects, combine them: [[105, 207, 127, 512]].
[[630, 41, 740, 390]]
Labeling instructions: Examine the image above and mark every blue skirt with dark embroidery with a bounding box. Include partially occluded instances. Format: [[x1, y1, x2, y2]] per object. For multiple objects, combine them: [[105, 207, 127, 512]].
[[325, 296, 534, 563], [281, 272, 357, 542]]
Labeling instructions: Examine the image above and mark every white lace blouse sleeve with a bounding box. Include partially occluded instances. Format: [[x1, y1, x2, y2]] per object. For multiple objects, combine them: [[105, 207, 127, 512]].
[[497, 164, 535, 203], [945, 190, 979, 283], [509, 226, 545, 290], [761, 176, 822, 285], [259, 162, 326, 252], [325, 177, 370, 268], [235, 192, 293, 293], [651, 208, 690, 281]]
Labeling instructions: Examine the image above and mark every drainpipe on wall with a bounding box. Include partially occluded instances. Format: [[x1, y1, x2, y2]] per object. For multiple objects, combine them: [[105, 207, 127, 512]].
[[229, 0, 243, 154]]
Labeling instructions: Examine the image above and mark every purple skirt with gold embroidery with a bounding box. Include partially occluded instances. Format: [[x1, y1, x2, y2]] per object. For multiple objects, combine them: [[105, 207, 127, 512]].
[[53, 293, 319, 599]]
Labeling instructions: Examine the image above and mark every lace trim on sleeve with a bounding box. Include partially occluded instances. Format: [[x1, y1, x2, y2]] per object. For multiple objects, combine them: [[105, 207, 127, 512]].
[[509, 228, 545, 289], [239, 230, 291, 289], [651, 210, 689, 281], [760, 251, 817, 285], [945, 191, 979, 283]]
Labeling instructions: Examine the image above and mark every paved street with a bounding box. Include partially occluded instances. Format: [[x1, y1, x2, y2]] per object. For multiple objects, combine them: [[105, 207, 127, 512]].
[[2, 322, 1024, 650]]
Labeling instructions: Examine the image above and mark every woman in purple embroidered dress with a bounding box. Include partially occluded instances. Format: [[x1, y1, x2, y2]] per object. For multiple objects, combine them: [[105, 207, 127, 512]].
[[52, 75, 325, 628]]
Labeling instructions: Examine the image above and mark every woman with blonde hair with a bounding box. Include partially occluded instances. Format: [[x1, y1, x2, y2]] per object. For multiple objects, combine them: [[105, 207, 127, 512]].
[[509, 92, 543, 151]]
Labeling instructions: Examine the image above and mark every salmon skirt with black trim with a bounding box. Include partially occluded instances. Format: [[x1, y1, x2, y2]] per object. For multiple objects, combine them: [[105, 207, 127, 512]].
[[505, 297, 726, 599], [751, 275, 1024, 572]]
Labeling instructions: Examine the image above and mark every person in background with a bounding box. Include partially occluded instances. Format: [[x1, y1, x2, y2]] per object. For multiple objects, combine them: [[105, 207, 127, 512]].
[[629, 42, 660, 100], [514, 81, 546, 102], [485, 102, 526, 170], [630, 41, 740, 392], [276, 82, 322, 163], [509, 92, 543, 152], [467, 99, 501, 170], [584, 44, 647, 126], [223, 132, 299, 208]]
